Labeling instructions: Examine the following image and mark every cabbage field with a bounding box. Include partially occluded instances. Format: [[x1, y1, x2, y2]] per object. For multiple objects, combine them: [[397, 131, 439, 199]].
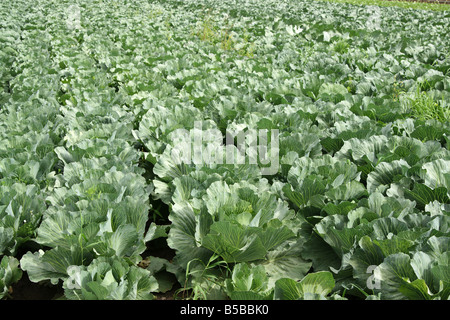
[[1, 0, 449, 301]]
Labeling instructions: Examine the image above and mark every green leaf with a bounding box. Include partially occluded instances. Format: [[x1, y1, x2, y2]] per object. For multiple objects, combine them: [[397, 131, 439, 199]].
[[256, 225, 295, 251], [373, 237, 414, 256], [320, 137, 344, 154], [262, 240, 312, 286], [273, 278, 301, 300], [0, 256, 22, 299], [202, 221, 267, 263], [274, 271, 335, 300], [370, 217, 409, 239], [398, 279, 433, 300], [318, 83, 348, 103], [144, 223, 169, 243], [282, 177, 326, 209], [302, 232, 341, 272], [410, 125, 444, 142], [297, 271, 335, 297], [410, 251, 438, 294], [0, 227, 14, 255], [315, 215, 372, 257], [225, 263, 272, 299], [404, 183, 450, 210], [167, 202, 212, 268], [103, 224, 142, 258], [421, 159, 450, 189], [367, 160, 410, 193], [63, 256, 157, 300], [349, 236, 385, 288], [20, 247, 84, 285], [325, 181, 367, 201], [230, 291, 268, 300], [374, 253, 417, 300], [35, 209, 72, 247], [431, 265, 450, 299], [322, 201, 358, 216], [336, 136, 389, 164], [86, 281, 110, 299]]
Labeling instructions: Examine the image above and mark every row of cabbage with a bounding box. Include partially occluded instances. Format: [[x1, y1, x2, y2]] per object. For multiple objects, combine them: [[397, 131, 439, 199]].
[[0, 0, 164, 299], [1, 0, 449, 299], [134, 0, 450, 300]]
